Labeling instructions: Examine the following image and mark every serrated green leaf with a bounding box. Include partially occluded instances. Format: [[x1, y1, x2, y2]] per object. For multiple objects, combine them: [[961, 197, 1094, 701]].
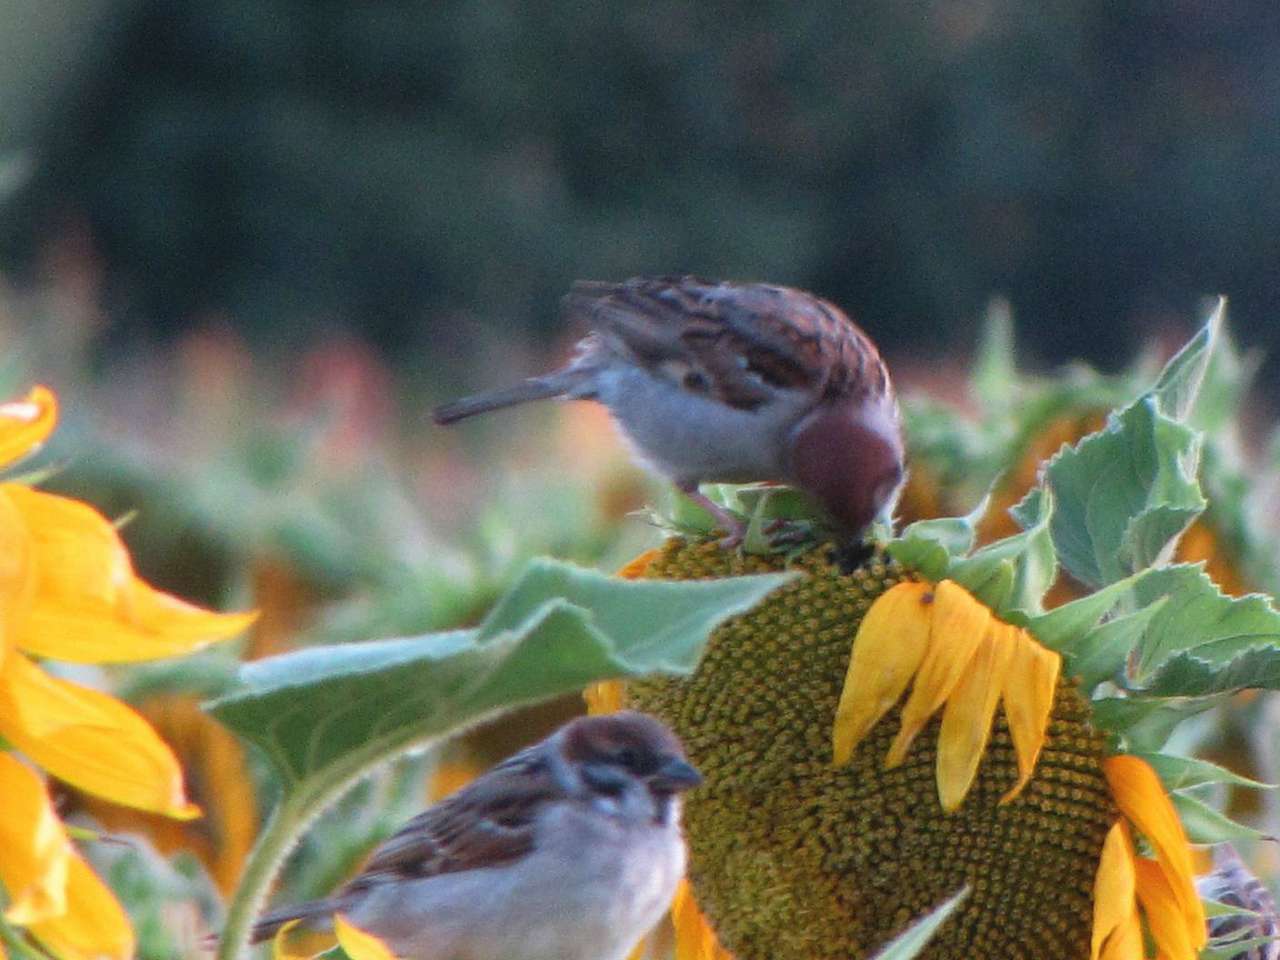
[[1151, 298, 1223, 421], [950, 488, 1056, 617], [1026, 573, 1143, 652], [1090, 695, 1224, 751], [1014, 397, 1205, 590], [1136, 753, 1273, 792], [1202, 936, 1280, 960], [1070, 599, 1168, 691], [869, 886, 970, 960], [1171, 793, 1271, 844], [1126, 565, 1280, 696], [208, 559, 794, 787]]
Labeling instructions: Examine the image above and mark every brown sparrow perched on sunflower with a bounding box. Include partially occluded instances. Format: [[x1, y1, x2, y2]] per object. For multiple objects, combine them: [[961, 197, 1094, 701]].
[[248, 712, 701, 960], [434, 275, 905, 549]]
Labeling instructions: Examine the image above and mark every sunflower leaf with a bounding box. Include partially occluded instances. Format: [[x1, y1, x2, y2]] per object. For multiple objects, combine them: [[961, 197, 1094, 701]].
[[1137, 753, 1274, 792], [869, 885, 970, 960], [1090, 694, 1224, 751], [1125, 565, 1280, 696], [1171, 793, 1272, 844], [1069, 598, 1168, 691], [1011, 311, 1221, 590], [949, 487, 1056, 618], [208, 558, 794, 788], [1027, 573, 1145, 652]]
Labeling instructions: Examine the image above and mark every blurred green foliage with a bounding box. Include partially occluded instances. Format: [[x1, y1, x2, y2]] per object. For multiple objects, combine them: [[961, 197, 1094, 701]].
[[3, 0, 1280, 375]]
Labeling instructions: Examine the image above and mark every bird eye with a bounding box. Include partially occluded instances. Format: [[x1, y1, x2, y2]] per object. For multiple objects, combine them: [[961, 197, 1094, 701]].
[[683, 371, 710, 392], [616, 748, 641, 769]]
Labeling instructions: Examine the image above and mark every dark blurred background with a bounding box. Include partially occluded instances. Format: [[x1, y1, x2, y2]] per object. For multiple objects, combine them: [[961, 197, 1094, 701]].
[[1, 0, 1278, 380]]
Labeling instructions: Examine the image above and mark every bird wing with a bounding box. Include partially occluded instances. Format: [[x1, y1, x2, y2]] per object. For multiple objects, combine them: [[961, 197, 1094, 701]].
[[343, 747, 558, 892], [565, 276, 888, 411]]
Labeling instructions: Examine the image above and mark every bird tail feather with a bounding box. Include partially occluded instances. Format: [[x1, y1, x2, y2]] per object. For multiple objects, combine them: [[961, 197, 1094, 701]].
[[431, 370, 594, 424]]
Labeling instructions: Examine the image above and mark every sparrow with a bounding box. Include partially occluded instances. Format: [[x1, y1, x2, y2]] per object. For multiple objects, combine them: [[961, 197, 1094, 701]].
[[433, 275, 905, 548], [248, 712, 701, 960], [1195, 844, 1277, 959]]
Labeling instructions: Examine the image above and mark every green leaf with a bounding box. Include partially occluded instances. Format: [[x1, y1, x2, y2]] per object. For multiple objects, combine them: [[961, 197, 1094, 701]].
[[1171, 793, 1272, 844], [1069, 599, 1168, 691], [1014, 398, 1205, 590], [1127, 565, 1280, 696], [1026, 573, 1144, 652], [972, 298, 1016, 413], [869, 886, 970, 960], [1090, 695, 1224, 751], [1151, 297, 1223, 421], [209, 558, 794, 787], [1136, 753, 1273, 792], [950, 487, 1056, 617]]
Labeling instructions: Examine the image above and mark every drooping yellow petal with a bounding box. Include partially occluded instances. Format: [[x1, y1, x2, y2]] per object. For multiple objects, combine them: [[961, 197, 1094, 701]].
[[833, 580, 933, 766], [4, 486, 255, 662], [885, 580, 990, 768], [0, 386, 57, 471], [1104, 755, 1206, 950], [27, 851, 134, 960], [1098, 909, 1144, 960], [936, 619, 1017, 811], [672, 878, 734, 960], [0, 652, 199, 818], [1133, 855, 1196, 960], [335, 914, 399, 960], [0, 754, 70, 925], [584, 679, 627, 715], [271, 919, 309, 960], [999, 629, 1061, 804], [1091, 821, 1137, 960]]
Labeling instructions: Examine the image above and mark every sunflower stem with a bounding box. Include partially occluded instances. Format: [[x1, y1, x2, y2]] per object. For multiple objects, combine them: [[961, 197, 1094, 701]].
[[216, 795, 308, 960]]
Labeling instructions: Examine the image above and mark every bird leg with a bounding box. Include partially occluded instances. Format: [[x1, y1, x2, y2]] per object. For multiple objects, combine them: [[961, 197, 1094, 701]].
[[679, 484, 748, 549]]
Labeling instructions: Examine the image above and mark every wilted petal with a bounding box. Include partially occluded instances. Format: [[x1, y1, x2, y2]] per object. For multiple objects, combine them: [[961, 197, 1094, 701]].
[[886, 580, 990, 768], [936, 619, 1016, 811], [5, 486, 255, 662], [833, 581, 933, 766], [1091, 821, 1137, 960], [335, 914, 399, 960], [0, 652, 200, 818], [0, 754, 70, 925], [584, 680, 626, 716], [0, 386, 57, 471], [1104, 755, 1206, 950], [28, 852, 134, 960], [271, 919, 308, 960], [999, 629, 1061, 804], [1134, 856, 1196, 960]]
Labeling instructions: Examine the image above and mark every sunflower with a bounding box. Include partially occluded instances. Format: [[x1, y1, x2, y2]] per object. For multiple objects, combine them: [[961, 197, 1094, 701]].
[[0, 386, 255, 959], [583, 314, 1266, 960]]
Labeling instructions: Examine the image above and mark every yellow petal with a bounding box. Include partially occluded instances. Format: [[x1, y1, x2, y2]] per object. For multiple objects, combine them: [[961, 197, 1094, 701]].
[[1104, 755, 1206, 950], [0, 754, 70, 925], [1133, 855, 1196, 960], [672, 878, 733, 960], [0, 652, 200, 818], [4, 486, 256, 662], [999, 629, 1061, 804], [584, 679, 627, 715], [335, 914, 399, 960], [1098, 908, 1145, 960], [272, 919, 309, 960], [936, 619, 1017, 811], [617, 549, 661, 580], [27, 851, 134, 960], [1091, 820, 1137, 960], [0, 386, 57, 471], [885, 580, 990, 768], [832, 581, 933, 766]]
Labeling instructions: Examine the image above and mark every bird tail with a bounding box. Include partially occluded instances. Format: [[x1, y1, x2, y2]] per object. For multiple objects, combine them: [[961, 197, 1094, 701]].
[[431, 370, 595, 425], [245, 897, 343, 944]]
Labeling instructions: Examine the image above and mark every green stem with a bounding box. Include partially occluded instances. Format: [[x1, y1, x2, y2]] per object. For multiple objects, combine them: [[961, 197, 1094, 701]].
[[216, 796, 308, 960], [0, 917, 56, 960]]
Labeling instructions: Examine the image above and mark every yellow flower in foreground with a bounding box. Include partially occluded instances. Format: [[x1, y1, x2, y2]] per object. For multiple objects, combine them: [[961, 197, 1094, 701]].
[[607, 539, 1207, 960], [0, 385, 255, 959], [335, 914, 399, 960]]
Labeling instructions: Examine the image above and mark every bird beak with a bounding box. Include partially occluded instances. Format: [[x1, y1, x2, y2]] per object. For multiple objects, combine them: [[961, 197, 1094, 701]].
[[650, 758, 702, 792]]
